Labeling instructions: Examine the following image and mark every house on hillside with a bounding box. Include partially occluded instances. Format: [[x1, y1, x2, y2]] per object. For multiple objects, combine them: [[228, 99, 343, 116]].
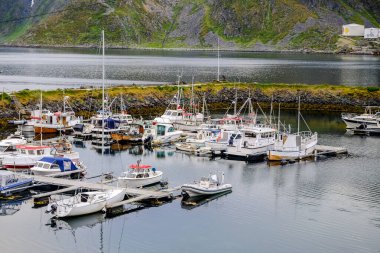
[[342, 24, 365, 37]]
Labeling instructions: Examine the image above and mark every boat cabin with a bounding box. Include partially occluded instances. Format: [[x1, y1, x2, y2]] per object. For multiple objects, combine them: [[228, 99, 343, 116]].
[[16, 145, 51, 156], [238, 127, 276, 148], [156, 124, 176, 136], [33, 157, 79, 172], [123, 164, 156, 178]]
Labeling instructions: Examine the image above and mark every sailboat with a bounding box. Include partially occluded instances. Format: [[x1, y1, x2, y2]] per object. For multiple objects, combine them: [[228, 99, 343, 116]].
[[267, 97, 318, 161], [48, 30, 126, 218]]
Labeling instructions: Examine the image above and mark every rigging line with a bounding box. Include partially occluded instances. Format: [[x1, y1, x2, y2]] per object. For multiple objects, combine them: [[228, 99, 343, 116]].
[[0, 2, 103, 24]]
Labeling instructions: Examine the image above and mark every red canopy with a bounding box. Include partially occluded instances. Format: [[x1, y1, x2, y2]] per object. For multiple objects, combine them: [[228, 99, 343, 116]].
[[129, 164, 152, 169]]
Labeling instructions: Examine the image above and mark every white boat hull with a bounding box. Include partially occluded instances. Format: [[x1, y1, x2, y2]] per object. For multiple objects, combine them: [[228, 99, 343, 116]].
[[118, 172, 162, 188], [181, 184, 232, 197]]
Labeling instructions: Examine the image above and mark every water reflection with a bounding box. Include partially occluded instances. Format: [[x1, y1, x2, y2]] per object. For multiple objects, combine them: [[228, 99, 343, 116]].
[[1, 47, 379, 90]]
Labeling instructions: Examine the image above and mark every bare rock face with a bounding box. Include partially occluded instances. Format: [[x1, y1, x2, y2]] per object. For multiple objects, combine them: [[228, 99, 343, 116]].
[[1, 0, 379, 50]]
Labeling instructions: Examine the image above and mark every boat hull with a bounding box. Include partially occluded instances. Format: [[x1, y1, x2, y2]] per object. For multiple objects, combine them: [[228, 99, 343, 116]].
[[181, 184, 232, 198], [118, 173, 162, 188]]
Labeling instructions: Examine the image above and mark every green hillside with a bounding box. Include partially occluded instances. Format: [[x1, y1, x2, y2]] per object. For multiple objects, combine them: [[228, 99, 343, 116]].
[[1, 0, 379, 51]]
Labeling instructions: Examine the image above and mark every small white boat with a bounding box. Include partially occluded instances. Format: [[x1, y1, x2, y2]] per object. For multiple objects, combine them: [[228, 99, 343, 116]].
[[341, 106, 380, 129], [181, 173, 232, 198], [30, 157, 86, 176], [175, 143, 198, 153], [145, 123, 183, 146], [118, 163, 163, 188]]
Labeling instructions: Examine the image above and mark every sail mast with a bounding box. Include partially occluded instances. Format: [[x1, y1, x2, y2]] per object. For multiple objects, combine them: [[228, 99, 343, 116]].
[[297, 95, 300, 135], [101, 30, 105, 154], [217, 38, 220, 82]]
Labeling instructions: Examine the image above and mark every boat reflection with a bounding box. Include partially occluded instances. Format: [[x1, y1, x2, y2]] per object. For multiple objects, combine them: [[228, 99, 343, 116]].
[[181, 191, 232, 210], [0, 192, 31, 216], [49, 212, 105, 231]]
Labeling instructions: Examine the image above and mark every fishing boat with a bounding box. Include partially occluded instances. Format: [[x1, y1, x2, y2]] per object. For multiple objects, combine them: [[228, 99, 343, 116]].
[[0, 171, 33, 196], [73, 122, 94, 139], [225, 126, 276, 161], [341, 106, 380, 129], [0, 131, 28, 168], [111, 123, 147, 144], [30, 157, 86, 176], [267, 98, 318, 161], [181, 173, 232, 198], [3, 141, 79, 171], [34, 96, 81, 134], [118, 162, 163, 188]]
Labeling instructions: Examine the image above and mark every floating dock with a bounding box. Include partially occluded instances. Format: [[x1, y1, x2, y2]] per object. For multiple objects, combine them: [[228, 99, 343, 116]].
[[22, 173, 181, 216]]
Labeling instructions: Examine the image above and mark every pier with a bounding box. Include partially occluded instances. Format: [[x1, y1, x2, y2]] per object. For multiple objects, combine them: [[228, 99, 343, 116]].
[[23, 173, 181, 216]]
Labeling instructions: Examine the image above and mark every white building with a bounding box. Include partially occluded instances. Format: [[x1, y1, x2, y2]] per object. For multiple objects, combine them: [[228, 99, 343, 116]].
[[364, 28, 379, 39], [342, 24, 365, 37]]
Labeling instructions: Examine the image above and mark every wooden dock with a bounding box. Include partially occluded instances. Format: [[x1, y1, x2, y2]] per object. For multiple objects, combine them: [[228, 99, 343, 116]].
[[315, 145, 348, 156], [22, 173, 181, 216]]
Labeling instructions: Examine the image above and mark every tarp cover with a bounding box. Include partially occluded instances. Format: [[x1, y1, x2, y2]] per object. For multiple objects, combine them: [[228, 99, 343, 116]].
[[39, 157, 78, 172]]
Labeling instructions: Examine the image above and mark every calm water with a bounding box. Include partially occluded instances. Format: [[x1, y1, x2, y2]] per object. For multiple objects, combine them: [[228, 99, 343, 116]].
[[1, 111, 380, 253], [0, 47, 379, 91]]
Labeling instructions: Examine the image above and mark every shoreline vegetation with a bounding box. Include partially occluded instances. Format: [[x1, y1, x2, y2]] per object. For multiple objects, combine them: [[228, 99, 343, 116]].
[[0, 82, 379, 125], [0, 43, 376, 55]]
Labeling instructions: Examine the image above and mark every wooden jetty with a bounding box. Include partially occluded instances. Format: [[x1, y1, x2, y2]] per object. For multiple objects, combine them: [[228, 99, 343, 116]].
[[22, 173, 181, 216]]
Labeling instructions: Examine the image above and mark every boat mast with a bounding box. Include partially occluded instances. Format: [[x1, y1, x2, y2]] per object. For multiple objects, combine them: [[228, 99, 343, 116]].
[[277, 103, 281, 132], [217, 37, 220, 82], [101, 30, 105, 154], [234, 84, 237, 116], [297, 95, 300, 135], [40, 91, 42, 145], [191, 76, 194, 114]]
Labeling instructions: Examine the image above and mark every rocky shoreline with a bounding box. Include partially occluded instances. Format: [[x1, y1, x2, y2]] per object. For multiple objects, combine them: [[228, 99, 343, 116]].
[[1, 43, 378, 56], [0, 82, 379, 124]]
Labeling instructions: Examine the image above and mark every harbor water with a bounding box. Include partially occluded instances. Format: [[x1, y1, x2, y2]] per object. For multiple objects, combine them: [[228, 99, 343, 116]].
[[0, 47, 379, 91], [0, 111, 380, 253]]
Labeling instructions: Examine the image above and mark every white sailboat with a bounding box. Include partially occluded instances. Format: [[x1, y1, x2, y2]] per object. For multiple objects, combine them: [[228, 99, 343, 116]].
[[267, 98, 318, 161]]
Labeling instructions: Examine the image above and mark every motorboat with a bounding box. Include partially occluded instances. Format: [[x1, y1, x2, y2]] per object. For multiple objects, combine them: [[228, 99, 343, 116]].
[[175, 143, 198, 153], [267, 98, 318, 161], [0, 171, 33, 196], [225, 125, 276, 161], [48, 188, 126, 218], [145, 123, 183, 146], [341, 106, 380, 129], [205, 130, 241, 152], [0, 131, 28, 167], [118, 163, 163, 188], [30, 157, 86, 176], [181, 173, 232, 198], [111, 123, 148, 144], [3, 141, 79, 171], [73, 123, 94, 139], [34, 96, 81, 134]]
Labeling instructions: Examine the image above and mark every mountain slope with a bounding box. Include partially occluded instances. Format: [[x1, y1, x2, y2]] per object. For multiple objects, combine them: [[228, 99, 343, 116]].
[[1, 0, 379, 51]]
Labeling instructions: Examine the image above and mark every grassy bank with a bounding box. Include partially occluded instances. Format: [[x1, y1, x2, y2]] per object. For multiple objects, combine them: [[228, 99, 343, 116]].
[[1, 83, 379, 122]]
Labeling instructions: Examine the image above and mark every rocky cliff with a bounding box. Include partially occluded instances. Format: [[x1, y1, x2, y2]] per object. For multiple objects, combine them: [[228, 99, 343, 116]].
[[0, 0, 379, 51]]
